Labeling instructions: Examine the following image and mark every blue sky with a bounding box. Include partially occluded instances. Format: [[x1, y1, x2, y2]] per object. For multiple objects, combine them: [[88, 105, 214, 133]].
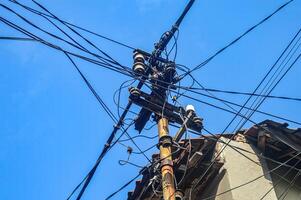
[[1, 0, 301, 199]]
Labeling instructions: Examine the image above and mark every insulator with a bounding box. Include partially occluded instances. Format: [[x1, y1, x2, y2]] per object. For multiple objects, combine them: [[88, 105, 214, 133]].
[[193, 116, 203, 128], [133, 51, 145, 63], [133, 61, 146, 75], [129, 87, 141, 98], [132, 51, 146, 75], [165, 63, 176, 78]]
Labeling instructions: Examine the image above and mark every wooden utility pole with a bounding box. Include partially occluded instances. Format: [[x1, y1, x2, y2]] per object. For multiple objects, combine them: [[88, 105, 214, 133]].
[[158, 117, 175, 200], [129, 1, 197, 200]]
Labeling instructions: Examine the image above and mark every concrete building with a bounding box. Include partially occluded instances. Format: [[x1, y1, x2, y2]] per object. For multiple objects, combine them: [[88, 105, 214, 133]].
[[128, 120, 301, 200]]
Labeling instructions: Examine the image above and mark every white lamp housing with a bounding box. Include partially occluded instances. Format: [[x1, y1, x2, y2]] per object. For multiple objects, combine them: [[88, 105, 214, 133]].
[[185, 104, 195, 113]]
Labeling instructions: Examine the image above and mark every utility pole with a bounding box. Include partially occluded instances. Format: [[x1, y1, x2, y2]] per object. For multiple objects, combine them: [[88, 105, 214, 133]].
[[158, 117, 175, 200], [128, 1, 202, 200], [76, 1, 197, 200]]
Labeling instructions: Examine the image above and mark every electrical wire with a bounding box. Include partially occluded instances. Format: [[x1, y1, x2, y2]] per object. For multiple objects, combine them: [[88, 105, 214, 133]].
[[0, 36, 35, 41], [31, 0, 125, 69], [180, 0, 295, 79], [0, 17, 134, 77], [63, 54, 150, 199], [105, 143, 184, 200], [199, 152, 301, 200], [188, 87, 301, 102], [0, 3, 122, 69], [234, 32, 301, 132], [9, 0, 136, 50], [4, 28, 297, 128], [190, 27, 301, 193], [142, 81, 301, 126], [3, 1, 300, 199], [113, 79, 136, 119], [259, 159, 301, 200]]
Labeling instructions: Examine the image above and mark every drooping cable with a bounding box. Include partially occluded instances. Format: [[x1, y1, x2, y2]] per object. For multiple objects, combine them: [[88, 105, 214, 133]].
[[9, 0, 136, 50], [31, 0, 125, 69], [180, 0, 295, 79], [190, 27, 301, 192], [0, 17, 133, 77], [187, 86, 301, 102], [0, 3, 122, 69]]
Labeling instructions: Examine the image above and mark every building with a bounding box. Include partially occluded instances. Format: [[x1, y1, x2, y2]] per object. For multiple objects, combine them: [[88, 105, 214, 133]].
[[128, 120, 301, 200]]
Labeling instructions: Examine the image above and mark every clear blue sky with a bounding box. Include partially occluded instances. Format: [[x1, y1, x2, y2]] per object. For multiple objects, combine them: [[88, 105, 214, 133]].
[[1, 0, 301, 199]]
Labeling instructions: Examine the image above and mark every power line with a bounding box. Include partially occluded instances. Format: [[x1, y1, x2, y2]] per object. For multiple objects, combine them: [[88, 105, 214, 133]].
[[234, 31, 301, 132], [180, 0, 295, 79], [9, 0, 136, 50], [4, 29, 300, 120], [31, 0, 125, 69], [190, 26, 301, 192], [183, 85, 301, 126], [187, 87, 301, 102], [64, 54, 150, 200], [3, 1, 300, 199], [199, 151, 301, 200], [0, 17, 133, 77], [137, 80, 301, 126], [0, 36, 35, 41], [65, 53, 118, 122], [0, 3, 122, 69], [105, 169, 145, 200]]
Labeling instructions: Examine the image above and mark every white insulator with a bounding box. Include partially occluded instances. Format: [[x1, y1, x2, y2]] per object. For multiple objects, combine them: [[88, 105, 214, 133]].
[[133, 62, 145, 75], [185, 104, 195, 113], [134, 53, 145, 62], [129, 87, 141, 98], [133, 51, 145, 62]]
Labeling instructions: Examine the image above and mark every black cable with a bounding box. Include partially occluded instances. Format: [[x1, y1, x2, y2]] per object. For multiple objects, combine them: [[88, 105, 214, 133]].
[[142, 80, 301, 126], [105, 144, 184, 200], [192, 54, 301, 192], [4, 30, 299, 115], [2, 4, 300, 108], [31, 0, 124, 69], [235, 33, 301, 131], [180, 0, 295, 79], [175, 78, 301, 126], [132, 143, 157, 155], [187, 87, 301, 102], [9, 0, 136, 50], [0, 16, 142, 200], [0, 17, 133, 77], [62, 54, 150, 200], [279, 171, 301, 200], [113, 79, 136, 119], [191, 27, 301, 192], [0, 3, 121, 69], [199, 152, 301, 200], [6, 30, 298, 127], [105, 168, 146, 200], [4, 3, 298, 198], [169, 64, 301, 125], [64, 53, 118, 122], [0, 36, 35, 41], [221, 25, 301, 134], [259, 159, 301, 200]]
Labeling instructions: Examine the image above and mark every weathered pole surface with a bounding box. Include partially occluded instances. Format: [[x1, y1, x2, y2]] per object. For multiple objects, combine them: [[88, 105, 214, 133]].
[[158, 117, 175, 200]]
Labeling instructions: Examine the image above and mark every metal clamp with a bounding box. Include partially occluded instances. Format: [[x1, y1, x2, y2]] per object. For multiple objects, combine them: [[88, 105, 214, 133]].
[[161, 159, 173, 168], [158, 135, 173, 148]]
